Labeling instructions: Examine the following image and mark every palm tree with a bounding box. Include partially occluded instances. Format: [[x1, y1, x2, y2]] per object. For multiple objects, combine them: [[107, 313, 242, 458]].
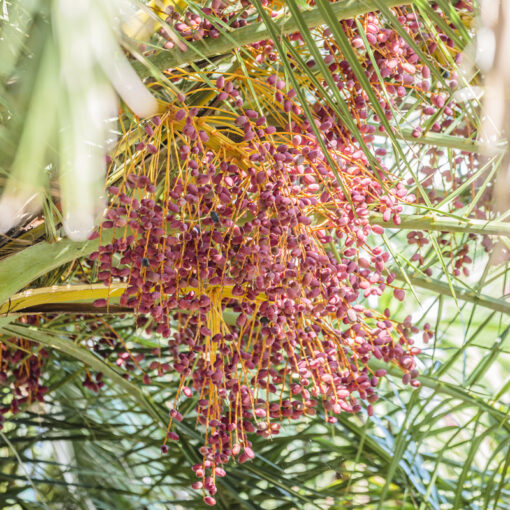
[[1, 1, 509, 509]]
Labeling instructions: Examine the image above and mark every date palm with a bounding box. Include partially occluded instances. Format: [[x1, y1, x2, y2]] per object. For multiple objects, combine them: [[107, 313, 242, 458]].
[[0, 1, 509, 509]]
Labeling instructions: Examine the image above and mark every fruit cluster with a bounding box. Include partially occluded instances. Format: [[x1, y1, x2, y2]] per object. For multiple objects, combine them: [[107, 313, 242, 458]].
[[0, 317, 49, 429], [91, 104, 419, 503], [83, 0, 482, 501]]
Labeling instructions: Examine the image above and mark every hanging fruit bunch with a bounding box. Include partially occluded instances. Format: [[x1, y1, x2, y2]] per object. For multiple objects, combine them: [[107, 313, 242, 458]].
[[93, 111, 419, 504], [0, 316, 49, 430], [81, 1, 478, 503]]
